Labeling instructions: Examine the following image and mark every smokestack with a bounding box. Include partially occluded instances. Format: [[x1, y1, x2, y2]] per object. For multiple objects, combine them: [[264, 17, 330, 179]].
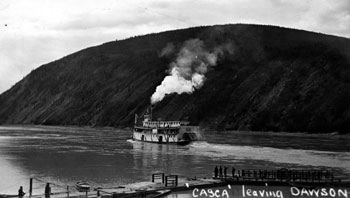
[[150, 104, 153, 121], [134, 114, 138, 125]]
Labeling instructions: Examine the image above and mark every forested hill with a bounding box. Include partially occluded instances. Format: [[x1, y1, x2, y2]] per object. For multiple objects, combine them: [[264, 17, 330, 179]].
[[0, 24, 350, 133]]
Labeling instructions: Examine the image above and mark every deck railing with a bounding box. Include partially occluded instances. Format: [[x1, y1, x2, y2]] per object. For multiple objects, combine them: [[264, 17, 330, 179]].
[[237, 169, 335, 182], [142, 121, 189, 128]]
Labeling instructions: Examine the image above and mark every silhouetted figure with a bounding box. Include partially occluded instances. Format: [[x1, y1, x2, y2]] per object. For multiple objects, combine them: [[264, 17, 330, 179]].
[[214, 166, 218, 178], [224, 166, 228, 178], [18, 186, 25, 198], [45, 183, 51, 198], [219, 166, 223, 178], [311, 172, 316, 181], [232, 167, 236, 178], [317, 171, 321, 181]]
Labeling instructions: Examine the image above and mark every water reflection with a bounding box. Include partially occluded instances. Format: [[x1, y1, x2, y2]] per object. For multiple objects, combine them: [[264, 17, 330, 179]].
[[129, 140, 204, 178]]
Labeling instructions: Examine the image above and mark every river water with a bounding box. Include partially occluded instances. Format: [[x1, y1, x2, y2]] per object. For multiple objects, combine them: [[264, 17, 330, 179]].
[[0, 125, 349, 195]]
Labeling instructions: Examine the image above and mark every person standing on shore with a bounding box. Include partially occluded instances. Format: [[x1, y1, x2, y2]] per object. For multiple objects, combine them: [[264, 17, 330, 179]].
[[18, 186, 25, 198], [224, 166, 228, 178], [219, 166, 223, 178], [232, 167, 236, 178], [45, 183, 51, 198], [214, 166, 218, 178]]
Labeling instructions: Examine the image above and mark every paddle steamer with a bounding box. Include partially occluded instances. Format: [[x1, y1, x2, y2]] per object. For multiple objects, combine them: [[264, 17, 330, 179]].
[[133, 107, 201, 145]]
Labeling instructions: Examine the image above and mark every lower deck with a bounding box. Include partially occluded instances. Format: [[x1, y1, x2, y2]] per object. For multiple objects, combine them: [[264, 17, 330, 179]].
[[133, 130, 180, 143], [133, 125, 200, 144]]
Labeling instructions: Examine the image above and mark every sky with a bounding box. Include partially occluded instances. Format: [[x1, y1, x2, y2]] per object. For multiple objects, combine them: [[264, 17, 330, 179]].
[[0, 0, 349, 94]]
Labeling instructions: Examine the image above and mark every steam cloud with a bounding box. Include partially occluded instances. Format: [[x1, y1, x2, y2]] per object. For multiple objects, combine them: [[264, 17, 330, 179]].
[[151, 39, 234, 104]]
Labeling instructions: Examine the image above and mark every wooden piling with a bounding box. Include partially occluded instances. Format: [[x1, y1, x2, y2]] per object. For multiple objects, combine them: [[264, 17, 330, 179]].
[[152, 173, 165, 183], [165, 175, 178, 187], [66, 186, 69, 198], [29, 178, 33, 197]]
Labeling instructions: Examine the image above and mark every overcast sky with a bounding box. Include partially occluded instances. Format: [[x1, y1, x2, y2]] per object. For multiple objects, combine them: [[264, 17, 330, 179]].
[[0, 0, 349, 94]]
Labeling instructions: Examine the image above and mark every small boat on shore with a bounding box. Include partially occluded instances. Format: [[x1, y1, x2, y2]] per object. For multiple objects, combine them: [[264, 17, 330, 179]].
[[76, 181, 90, 191], [133, 106, 201, 145]]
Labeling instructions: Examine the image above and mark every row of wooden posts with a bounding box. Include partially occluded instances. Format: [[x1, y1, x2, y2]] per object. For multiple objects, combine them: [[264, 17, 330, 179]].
[[215, 168, 337, 182], [24, 175, 175, 198], [152, 173, 178, 187], [21, 175, 174, 198], [23, 178, 89, 198], [240, 169, 336, 182]]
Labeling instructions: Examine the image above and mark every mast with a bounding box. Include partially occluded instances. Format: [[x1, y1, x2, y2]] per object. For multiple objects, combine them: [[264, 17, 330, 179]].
[[143, 105, 153, 122]]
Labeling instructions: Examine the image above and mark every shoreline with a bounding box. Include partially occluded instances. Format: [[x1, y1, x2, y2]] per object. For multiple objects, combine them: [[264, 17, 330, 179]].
[[1, 124, 349, 138]]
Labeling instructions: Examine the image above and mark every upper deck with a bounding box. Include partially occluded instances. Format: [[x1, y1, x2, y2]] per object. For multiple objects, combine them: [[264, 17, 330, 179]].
[[141, 120, 190, 128]]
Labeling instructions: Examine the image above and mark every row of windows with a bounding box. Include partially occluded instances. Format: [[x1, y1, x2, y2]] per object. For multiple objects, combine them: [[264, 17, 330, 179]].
[[134, 128, 178, 134], [143, 121, 181, 128]]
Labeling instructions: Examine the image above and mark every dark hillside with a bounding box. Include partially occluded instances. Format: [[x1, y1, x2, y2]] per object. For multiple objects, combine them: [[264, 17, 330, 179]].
[[0, 24, 349, 133]]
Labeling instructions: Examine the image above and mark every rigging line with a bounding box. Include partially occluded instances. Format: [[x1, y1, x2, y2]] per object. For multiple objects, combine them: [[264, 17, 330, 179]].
[[32, 177, 68, 189], [33, 186, 45, 189], [49, 182, 66, 187], [32, 177, 46, 183]]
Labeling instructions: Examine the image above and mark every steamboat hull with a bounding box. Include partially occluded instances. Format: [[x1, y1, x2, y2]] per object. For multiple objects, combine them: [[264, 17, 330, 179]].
[[133, 125, 200, 144]]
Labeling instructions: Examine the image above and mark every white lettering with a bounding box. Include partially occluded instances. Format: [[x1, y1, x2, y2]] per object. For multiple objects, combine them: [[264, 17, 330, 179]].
[[214, 190, 220, 198], [192, 188, 232, 198], [242, 186, 285, 198], [309, 189, 320, 197], [289, 187, 348, 198], [270, 191, 277, 197], [289, 187, 349, 198], [200, 189, 208, 197], [246, 189, 252, 196], [222, 189, 229, 198], [242, 185, 245, 197], [301, 188, 310, 196], [321, 188, 328, 196], [329, 188, 336, 197], [208, 189, 214, 198], [259, 190, 265, 197], [338, 189, 348, 198], [291, 187, 300, 196], [193, 188, 199, 197], [276, 190, 284, 198], [240, 186, 347, 198]]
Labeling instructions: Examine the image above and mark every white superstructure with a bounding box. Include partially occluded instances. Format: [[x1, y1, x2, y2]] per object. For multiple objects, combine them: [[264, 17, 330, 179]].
[[132, 108, 201, 144]]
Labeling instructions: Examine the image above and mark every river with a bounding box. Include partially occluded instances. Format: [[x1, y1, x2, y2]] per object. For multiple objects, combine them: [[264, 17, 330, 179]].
[[0, 125, 349, 195]]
